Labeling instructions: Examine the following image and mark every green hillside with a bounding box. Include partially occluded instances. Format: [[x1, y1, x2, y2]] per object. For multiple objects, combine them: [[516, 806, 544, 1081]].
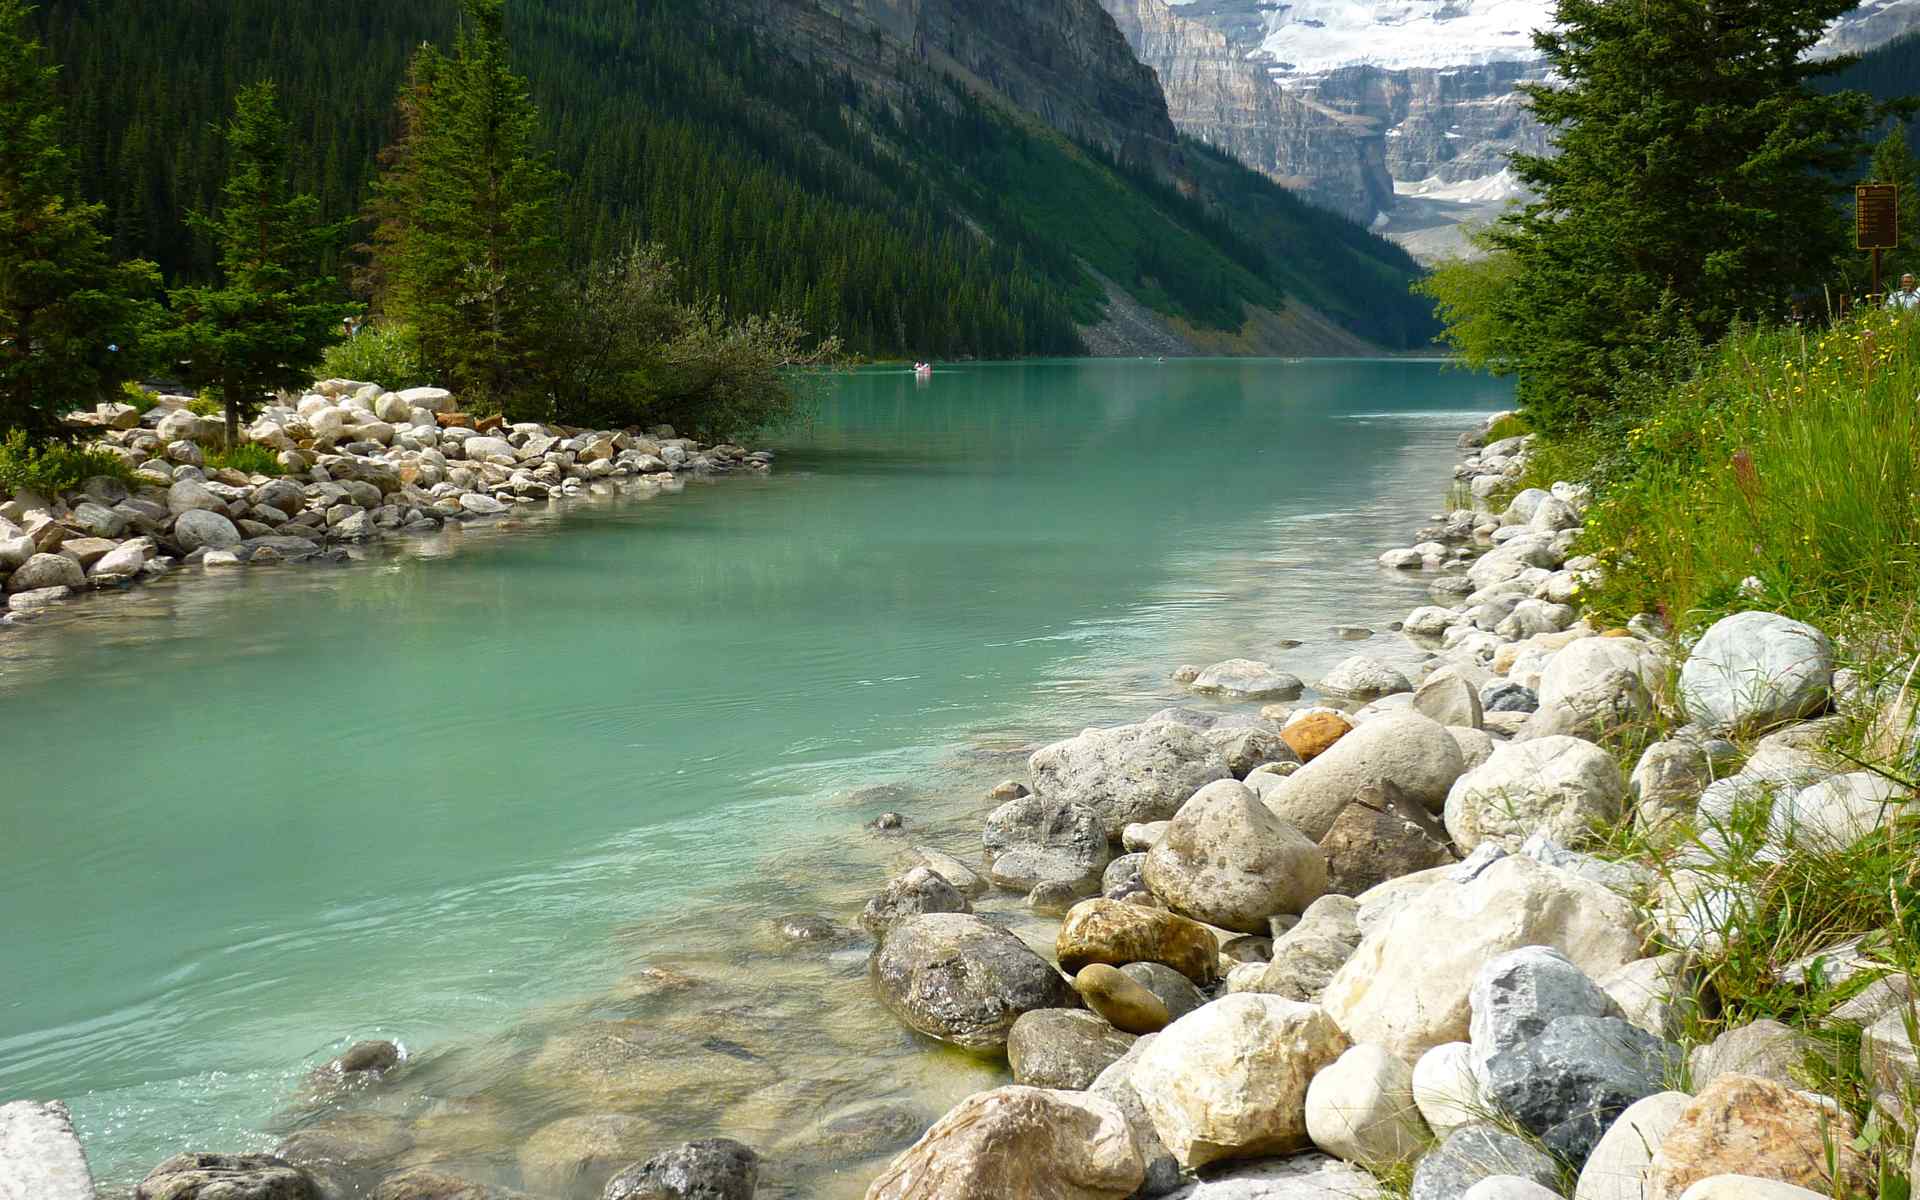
[[31, 0, 1438, 356]]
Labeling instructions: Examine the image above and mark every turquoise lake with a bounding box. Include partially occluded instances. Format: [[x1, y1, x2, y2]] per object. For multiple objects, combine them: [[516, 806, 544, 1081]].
[[0, 359, 1512, 1196]]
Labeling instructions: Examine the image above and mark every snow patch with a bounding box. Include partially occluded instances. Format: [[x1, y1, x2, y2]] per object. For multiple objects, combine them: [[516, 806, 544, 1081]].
[[1394, 167, 1528, 205]]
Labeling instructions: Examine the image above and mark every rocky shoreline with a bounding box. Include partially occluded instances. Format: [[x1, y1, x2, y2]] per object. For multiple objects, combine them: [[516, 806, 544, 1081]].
[[0, 380, 772, 629], [843, 413, 1917, 1200], [6, 409, 1915, 1200]]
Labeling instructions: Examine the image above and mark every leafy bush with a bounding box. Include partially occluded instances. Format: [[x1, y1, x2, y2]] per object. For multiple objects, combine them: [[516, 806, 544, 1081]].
[[0, 429, 133, 495], [118, 381, 158, 415], [542, 242, 842, 440], [319, 322, 434, 390], [204, 443, 283, 476], [186, 389, 222, 417]]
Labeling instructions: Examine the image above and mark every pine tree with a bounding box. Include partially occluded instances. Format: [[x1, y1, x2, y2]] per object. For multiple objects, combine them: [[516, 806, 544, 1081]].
[[166, 81, 355, 446], [0, 0, 158, 438], [1869, 125, 1920, 280], [368, 0, 564, 411], [1480, 0, 1880, 430]]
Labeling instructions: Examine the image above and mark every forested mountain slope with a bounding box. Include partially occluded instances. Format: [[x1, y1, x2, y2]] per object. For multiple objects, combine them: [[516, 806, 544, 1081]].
[[1827, 28, 1920, 151], [32, 0, 1438, 355]]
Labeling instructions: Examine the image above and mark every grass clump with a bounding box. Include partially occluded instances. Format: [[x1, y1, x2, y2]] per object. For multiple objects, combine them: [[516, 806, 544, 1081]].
[[0, 429, 134, 495], [319, 322, 434, 391], [204, 443, 283, 477], [1483, 412, 1532, 443], [1533, 310, 1920, 639]]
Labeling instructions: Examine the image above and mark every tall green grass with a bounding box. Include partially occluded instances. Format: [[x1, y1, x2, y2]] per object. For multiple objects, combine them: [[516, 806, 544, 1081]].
[[1550, 311, 1920, 637]]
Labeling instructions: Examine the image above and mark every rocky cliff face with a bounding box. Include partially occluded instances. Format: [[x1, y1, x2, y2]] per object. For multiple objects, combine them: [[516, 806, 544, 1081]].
[[1097, 0, 1392, 223], [726, 0, 1180, 167], [1305, 61, 1551, 188], [1151, 0, 1920, 260]]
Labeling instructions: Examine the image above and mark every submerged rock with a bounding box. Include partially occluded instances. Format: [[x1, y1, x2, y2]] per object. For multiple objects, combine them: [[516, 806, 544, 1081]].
[[869, 913, 1075, 1053], [135, 1153, 319, 1200], [603, 1138, 758, 1200]]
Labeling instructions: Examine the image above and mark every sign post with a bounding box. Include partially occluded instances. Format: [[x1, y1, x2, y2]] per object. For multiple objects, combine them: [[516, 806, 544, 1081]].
[[1857, 183, 1899, 302]]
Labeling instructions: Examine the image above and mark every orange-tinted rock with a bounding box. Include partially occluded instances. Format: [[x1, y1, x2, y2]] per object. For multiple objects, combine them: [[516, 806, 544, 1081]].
[[1056, 898, 1219, 984], [1282, 713, 1353, 763], [1646, 1074, 1870, 1200]]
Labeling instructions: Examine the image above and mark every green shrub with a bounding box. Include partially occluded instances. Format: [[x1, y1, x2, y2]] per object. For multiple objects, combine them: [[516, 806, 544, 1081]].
[[0, 429, 134, 495], [118, 381, 158, 415], [319, 322, 434, 391], [204, 443, 283, 477], [1482, 412, 1531, 443], [186, 389, 222, 417]]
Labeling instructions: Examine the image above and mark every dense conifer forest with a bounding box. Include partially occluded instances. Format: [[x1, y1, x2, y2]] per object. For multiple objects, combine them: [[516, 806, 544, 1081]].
[[29, 0, 1438, 357]]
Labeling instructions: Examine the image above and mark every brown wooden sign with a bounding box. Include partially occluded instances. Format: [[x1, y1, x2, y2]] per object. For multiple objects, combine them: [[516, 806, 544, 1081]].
[[1858, 183, 1899, 251]]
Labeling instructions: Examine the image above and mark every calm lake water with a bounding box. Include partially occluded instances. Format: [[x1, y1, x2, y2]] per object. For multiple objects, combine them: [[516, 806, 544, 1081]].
[[0, 359, 1510, 1196]]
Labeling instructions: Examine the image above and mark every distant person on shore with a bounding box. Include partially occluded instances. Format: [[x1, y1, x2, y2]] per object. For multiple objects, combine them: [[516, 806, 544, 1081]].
[[1890, 274, 1920, 311]]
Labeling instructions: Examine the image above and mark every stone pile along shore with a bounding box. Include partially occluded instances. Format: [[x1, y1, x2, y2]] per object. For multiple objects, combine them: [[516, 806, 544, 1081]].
[[845, 412, 1919, 1200], [0, 380, 771, 627], [6, 411, 1917, 1200]]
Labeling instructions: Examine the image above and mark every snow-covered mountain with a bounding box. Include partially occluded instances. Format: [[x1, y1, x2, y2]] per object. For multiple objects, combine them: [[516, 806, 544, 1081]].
[[1137, 0, 1920, 260]]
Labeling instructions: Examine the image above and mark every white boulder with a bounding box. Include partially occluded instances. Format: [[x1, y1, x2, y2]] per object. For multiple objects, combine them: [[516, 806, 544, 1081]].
[[1444, 736, 1626, 853]]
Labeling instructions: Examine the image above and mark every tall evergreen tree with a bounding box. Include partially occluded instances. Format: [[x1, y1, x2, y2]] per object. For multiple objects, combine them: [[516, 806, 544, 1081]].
[[1478, 0, 1879, 430], [0, 0, 157, 438], [166, 81, 355, 446], [369, 0, 564, 410], [1869, 124, 1920, 281]]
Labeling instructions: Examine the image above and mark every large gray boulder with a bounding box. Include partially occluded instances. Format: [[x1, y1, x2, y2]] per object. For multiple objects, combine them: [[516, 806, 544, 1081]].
[[1143, 780, 1326, 932], [1414, 667, 1485, 729], [0, 1100, 95, 1200], [1007, 1009, 1138, 1089], [1444, 736, 1625, 853], [1318, 655, 1413, 701], [5, 553, 84, 592], [1680, 612, 1834, 733], [1411, 1125, 1559, 1200], [1527, 637, 1657, 739], [1189, 659, 1304, 700], [1029, 722, 1230, 839], [1264, 713, 1466, 841], [166, 478, 227, 516], [173, 509, 242, 553], [1482, 1015, 1678, 1162], [982, 793, 1109, 895], [1469, 945, 1625, 1079], [869, 913, 1074, 1053], [1234, 895, 1360, 1004]]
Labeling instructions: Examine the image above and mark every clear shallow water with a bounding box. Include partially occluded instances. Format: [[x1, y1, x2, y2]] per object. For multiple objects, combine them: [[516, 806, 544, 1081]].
[[0, 359, 1510, 1196]]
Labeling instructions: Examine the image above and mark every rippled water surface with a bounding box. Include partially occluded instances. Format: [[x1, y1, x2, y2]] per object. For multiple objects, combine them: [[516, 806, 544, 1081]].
[[0, 359, 1510, 1195]]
